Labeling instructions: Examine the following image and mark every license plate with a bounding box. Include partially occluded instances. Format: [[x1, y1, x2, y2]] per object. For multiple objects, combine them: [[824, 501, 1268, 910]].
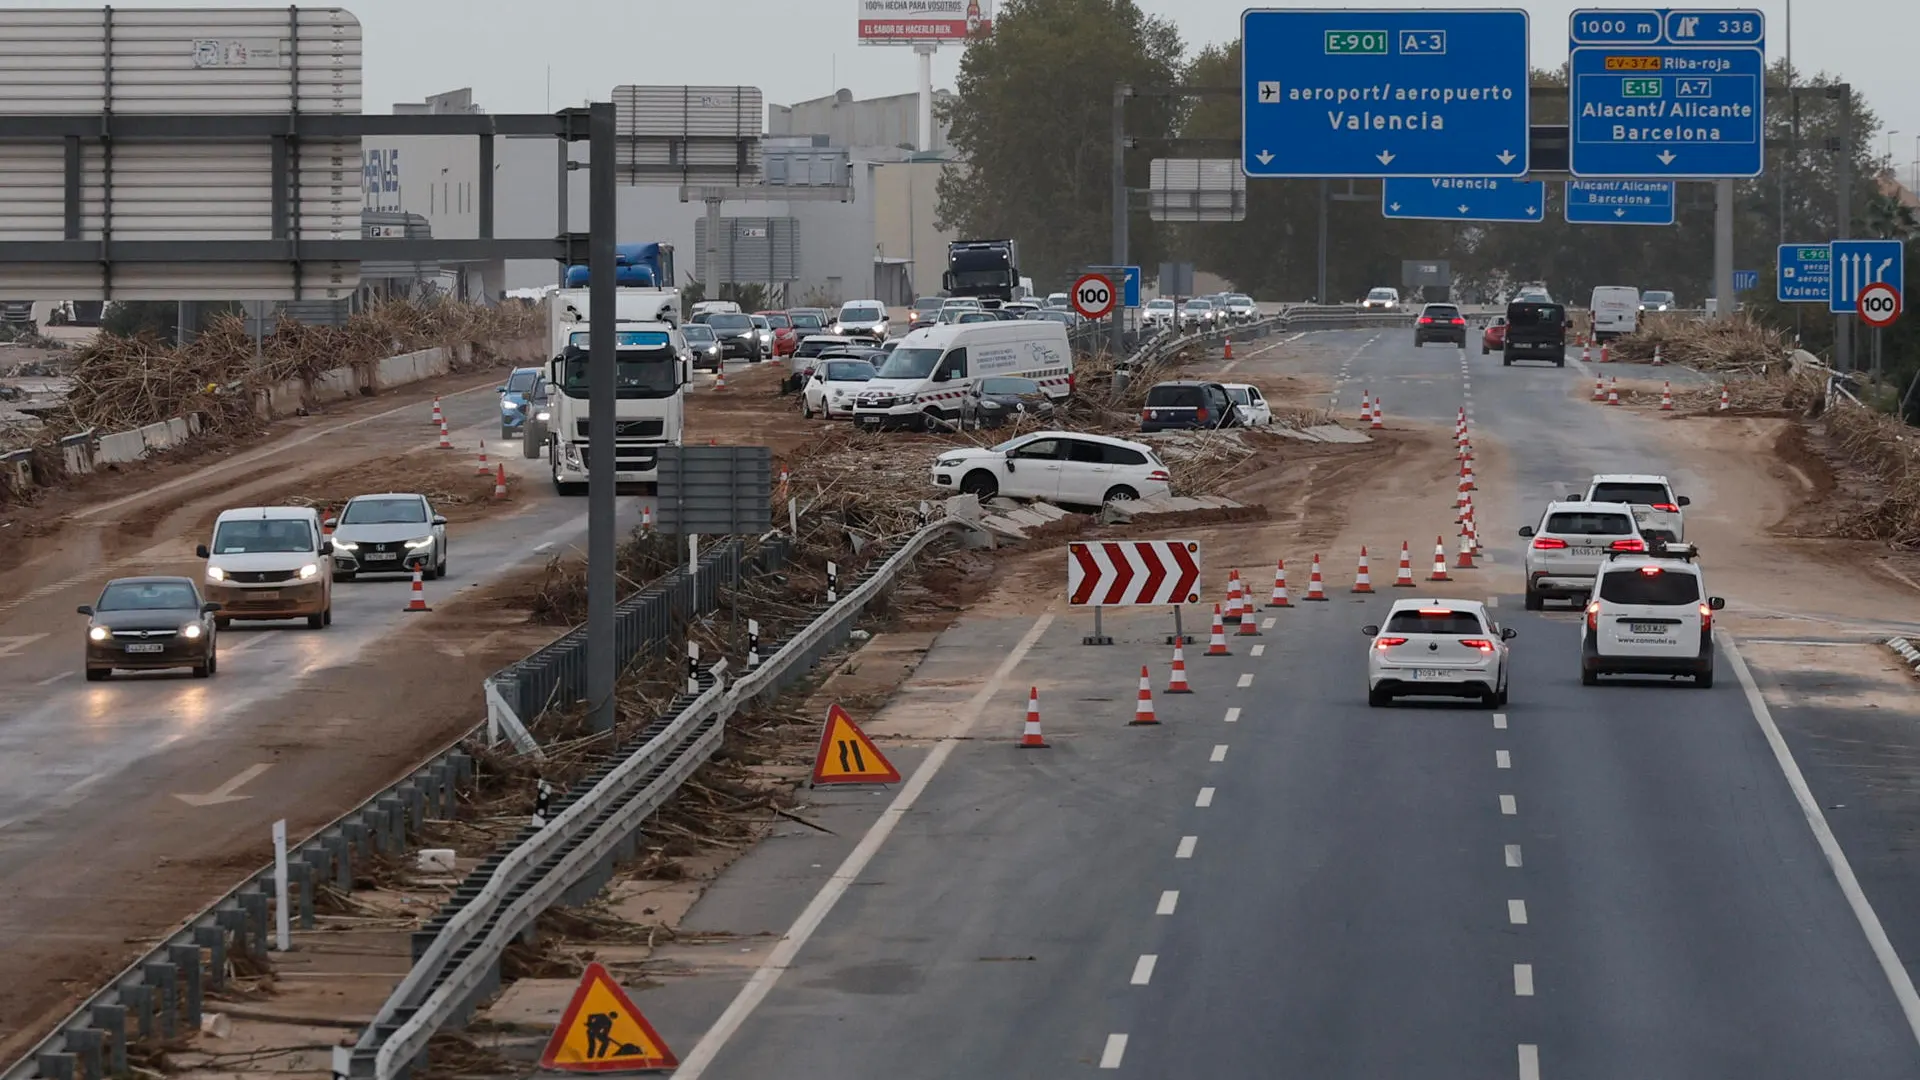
[[366, 551, 398, 560], [253, 590, 280, 600], [1413, 669, 1449, 680], [1629, 622, 1666, 634], [860, 415, 880, 425], [124, 643, 165, 654]]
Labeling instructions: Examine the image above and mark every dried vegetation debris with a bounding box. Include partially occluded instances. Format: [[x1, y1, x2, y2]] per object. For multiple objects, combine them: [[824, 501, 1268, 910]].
[[1614, 314, 1792, 370]]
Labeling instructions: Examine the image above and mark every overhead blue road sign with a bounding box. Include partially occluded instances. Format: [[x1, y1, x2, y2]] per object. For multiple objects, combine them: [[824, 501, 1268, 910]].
[[1829, 239, 1905, 314], [1241, 8, 1532, 179], [1777, 243, 1830, 303], [1732, 269, 1758, 291], [1123, 266, 1141, 308], [1382, 177, 1545, 222], [1564, 179, 1676, 224], [1567, 9, 1766, 179]]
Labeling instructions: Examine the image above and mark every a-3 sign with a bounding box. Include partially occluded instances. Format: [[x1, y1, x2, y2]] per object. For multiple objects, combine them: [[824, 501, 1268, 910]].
[[1241, 9, 1532, 178], [1830, 239, 1904, 314], [1777, 244, 1831, 303], [1071, 274, 1116, 320]]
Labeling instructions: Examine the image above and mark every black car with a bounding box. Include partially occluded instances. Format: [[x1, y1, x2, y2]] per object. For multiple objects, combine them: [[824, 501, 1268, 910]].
[[966, 376, 1056, 429], [1140, 380, 1238, 432], [1503, 301, 1570, 366], [694, 312, 764, 361], [78, 576, 221, 680], [1413, 303, 1468, 347]]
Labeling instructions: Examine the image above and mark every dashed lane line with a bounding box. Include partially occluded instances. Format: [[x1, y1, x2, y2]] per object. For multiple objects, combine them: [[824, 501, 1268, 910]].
[[1496, 750, 1511, 769], [1224, 707, 1240, 723], [1236, 673, 1253, 688], [1130, 955, 1158, 985], [1100, 1034, 1128, 1069], [1509, 899, 1529, 925], [1513, 964, 1535, 996], [1156, 890, 1179, 915], [1493, 712, 1508, 730], [1261, 616, 1276, 629], [1210, 744, 1229, 762], [1250, 644, 1266, 657], [1500, 794, 1518, 815], [1195, 787, 1215, 808], [1176, 836, 1197, 859], [1505, 844, 1524, 868], [1519, 1044, 1541, 1080]]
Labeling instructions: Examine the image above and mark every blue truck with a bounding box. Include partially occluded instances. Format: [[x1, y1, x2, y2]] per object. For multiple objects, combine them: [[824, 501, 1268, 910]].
[[563, 242, 675, 289]]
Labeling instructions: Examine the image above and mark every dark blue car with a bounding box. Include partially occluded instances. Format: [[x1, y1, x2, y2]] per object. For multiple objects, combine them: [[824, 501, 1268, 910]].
[[497, 367, 546, 437]]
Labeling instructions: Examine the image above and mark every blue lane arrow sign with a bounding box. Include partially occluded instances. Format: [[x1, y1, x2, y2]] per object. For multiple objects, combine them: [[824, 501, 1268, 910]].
[[1242, 9, 1532, 178], [1564, 179, 1676, 224], [1777, 243, 1830, 303], [1829, 239, 1905, 314], [1733, 269, 1758, 292], [1383, 178, 1546, 222]]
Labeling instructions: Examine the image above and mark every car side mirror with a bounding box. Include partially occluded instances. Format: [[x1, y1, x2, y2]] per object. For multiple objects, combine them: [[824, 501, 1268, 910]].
[[196, 544, 210, 558], [1517, 526, 1536, 538], [320, 541, 334, 556], [1361, 625, 1379, 637], [1501, 627, 1518, 641], [323, 517, 337, 529], [1709, 597, 1726, 610], [496, 386, 507, 393], [203, 601, 223, 614], [76, 604, 93, 616], [1677, 496, 1691, 507], [1566, 494, 1583, 501], [432, 515, 447, 526]]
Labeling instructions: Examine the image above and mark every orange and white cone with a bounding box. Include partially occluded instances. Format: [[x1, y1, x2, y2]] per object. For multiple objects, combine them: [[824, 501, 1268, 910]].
[[1304, 555, 1329, 601], [1167, 645, 1194, 693], [1352, 546, 1374, 593], [1359, 390, 1372, 423], [641, 505, 654, 531], [714, 368, 729, 391], [1237, 602, 1261, 636], [1607, 376, 1620, 405], [1719, 385, 1731, 411], [1600, 342, 1611, 364], [1660, 381, 1673, 410], [476, 442, 491, 474], [430, 396, 443, 426], [1223, 337, 1234, 360], [1131, 666, 1159, 725], [1652, 343, 1665, 366], [1428, 536, 1452, 581], [1266, 559, 1291, 607], [1206, 605, 1231, 655], [1224, 571, 1244, 624], [1457, 531, 1477, 568], [1370, 398, 1384, 430], [404, 567, 431, 612], [1593, 374, 1606, 401], [1462, 456, 1476, 490], [1581, 343, 1592, 363], [1020, 687, 1048, 747], [1393, 541, 1416, 587], [493, 463, 508, 500], [437, 419, 452, 450]]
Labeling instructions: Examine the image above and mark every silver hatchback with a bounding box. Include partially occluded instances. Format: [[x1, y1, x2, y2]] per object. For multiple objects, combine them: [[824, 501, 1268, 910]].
[[1519, 500, 1649, 610]]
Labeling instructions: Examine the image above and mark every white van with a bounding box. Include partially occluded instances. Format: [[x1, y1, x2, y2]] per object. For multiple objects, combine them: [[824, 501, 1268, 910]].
[[851, 321, 1073, 431], [1589, 286, 1640, 341], [688, 300, 741, 318], [195, 506, 335, 628]]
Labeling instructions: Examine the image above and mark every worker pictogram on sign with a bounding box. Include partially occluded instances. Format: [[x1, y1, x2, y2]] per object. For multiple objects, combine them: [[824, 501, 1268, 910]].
[[537, 962, 678, 1072], [810, 703, 901, 785]]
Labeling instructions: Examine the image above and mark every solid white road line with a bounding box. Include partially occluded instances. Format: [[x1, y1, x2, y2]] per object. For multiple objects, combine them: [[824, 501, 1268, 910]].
[[1505, 844, 1524, 868], [1724, 635, 1920, 1048], [1519, 1044, 1541, 1080], [1514, 964, 1535, 996], [1196, 787, 1215, 807], [1100, 1034, 1128, 1069], [1496, 749, 1512, 769], [673, 611, 1057, 1077], [1131, 955, 1158, 985], [1500, 794, 1518, 815], [1250, 644, 1266, 657], [1224, 707, 1241, 723], [1236, 673, 1254, 688], [1176, 835, 1197, 859], [1210, 744, 1229, 762], [1493, 712, 1509, 729], [1157, 890, 1180, 915], [1509, 899, 1529, 925]]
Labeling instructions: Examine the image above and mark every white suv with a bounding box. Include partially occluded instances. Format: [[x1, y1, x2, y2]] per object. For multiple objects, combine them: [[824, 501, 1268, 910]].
[[1362, 287, 1401, 310], [1363, 598, 1516, 708], [1576, 474, 1689, 544], [1580, 545, 1724, 687], [1519, 501, 1649, 610]]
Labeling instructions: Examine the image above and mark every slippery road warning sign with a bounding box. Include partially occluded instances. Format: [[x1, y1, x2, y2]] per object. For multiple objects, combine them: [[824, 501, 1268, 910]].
[[810, 703, 900, 785], [538, 962, 678, 1072]]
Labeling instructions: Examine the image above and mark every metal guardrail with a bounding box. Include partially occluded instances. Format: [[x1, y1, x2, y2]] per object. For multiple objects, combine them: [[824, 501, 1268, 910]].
[[2, 537, 789, 1080], [356, 517, 965, 1080]]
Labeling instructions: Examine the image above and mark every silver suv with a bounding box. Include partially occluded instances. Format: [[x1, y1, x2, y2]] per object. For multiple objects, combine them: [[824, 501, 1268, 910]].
[[1581, 545, 1723, 687], [1518, 500, 1649, 610], [1576, 473, 1689, 544]]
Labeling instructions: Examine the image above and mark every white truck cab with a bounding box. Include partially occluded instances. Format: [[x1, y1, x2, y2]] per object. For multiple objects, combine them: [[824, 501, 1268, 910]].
[[546, 322, 692, 496]]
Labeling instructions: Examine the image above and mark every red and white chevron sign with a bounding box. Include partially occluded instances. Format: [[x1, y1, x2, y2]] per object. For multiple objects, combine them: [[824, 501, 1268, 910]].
[[1067, 540, 1203, 607]]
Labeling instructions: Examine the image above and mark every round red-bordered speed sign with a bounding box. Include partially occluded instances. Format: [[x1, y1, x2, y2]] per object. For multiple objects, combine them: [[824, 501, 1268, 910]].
[[1071, 273, 1117, 320], [1858, 282, 1902, 328]]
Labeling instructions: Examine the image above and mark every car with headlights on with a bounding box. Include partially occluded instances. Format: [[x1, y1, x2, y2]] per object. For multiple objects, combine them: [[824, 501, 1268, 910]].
[[749, 313, 777, 357], [694, 311, 764, 362], [1180, 298, 1218, 331], [681, 323, 724, 371], [757, 311, 799, 357], [907, 295, 945, 330], [931, 431, 1171, 506], [1361, 287, 1401, 311], [325, 493, 448, 580], [1142, 297, 1178, 331], [1223, 294, 1259, 323], [965, 375, 1056, 429], [197, 506, 334, 628], [833, 300, 890, 343], [803, 357, 877, 419], [78, 576, 221, 680], [1363, 599, 1515, 707], [1640, 289, 1676, 312], [496, 367, 545, 438]]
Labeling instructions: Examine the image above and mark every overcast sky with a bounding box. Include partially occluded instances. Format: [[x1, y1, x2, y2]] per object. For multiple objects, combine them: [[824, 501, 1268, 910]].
[[24, 1, 1920, 174]]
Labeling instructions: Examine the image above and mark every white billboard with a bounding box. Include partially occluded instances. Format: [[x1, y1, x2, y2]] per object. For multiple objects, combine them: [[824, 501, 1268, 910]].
[[858, 0, 993, 45]]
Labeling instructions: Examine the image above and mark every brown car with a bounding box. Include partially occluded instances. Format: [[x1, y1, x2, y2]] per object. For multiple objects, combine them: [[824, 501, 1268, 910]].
[[78, 576, 221, 680]]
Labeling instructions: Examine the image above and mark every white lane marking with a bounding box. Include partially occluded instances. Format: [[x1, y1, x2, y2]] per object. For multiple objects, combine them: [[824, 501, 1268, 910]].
[[1496, 749, 1511, 769], [1224, 707, 1240, 723], [221, 635, 266, 656], [1509, 899, 1529, 925], [1519, 1044, 1541, 1080], [673, 611, 1057, 1077], [1250, 644, 1266, 657], [533, 541, 556, 554], [36, 671, 73, 686], [1196, 787, 1215, 807], [1156, 890, 1179, 915], [1100, 1034, 1128, 1069], [1500, 794, 1518, 815], [1210, 744, 1228, 762], [1236, 673, 1254, 688], [1505, 844, 1524, 867], [1261, 616, 1276, 629], [0, 634, 50, 658], [1724, 635, 1920, 1047], [1514, 964, 1535, 996], [1487, 595, 1500, 608], [1130, 955, 1157, 985], [1493, 712, 1508, 729], [1176, 836, 1197, 859]]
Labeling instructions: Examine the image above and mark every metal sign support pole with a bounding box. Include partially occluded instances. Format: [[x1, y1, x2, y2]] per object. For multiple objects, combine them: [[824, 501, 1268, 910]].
[[1167, 604, 1188, 646], [585, 101, 618, 734], [1084, 605, 1113, 646]]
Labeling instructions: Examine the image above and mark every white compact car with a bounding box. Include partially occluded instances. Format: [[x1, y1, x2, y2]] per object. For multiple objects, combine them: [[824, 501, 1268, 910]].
[[802, 357, 878, 419], [1361, 287, 1400, 310], [1580, 545, 1723, 687], [1143, 297, 1178, 330], [931, 431, 1172, 506], [1363, 599, 1516, 707], [326, 492, 449, 580], [1222, 383, 1273, 426], [1576, 473, 1689, 544], [1180, 298, 1217, 330], [1519, 500, 1648, 610]]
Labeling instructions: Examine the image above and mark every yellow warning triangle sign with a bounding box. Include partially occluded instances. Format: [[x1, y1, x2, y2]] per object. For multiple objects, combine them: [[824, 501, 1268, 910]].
[[537, 962, 678, 1072], [810, 702, 900, 785]]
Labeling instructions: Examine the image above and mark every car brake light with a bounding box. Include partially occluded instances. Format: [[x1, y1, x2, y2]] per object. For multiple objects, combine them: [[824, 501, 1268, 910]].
[[1374, 636, 1409, 649], [1418, 317, 1433, 324], [1148, 470, 1171, 481], [1141, 408, 1151, 421], [1638, 565, 1662, 576], [1417, 607, 1453, 615], [1699, 603, 1713, 631], [1458, 639, 1495, 652], [1196, 408, 1209, 422], [1451, 318, 1465, 325], [1067, 372, 1076, 390], [1610, 538, 1647, 552], [1586, 600, 1600, 630], [1531, 536, 1568, 549], [1650, 502, 1679, 512]]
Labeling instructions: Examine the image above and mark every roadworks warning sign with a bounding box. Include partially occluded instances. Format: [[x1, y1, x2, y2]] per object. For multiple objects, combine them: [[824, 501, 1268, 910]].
[[810, 702, 901, 785], [537, 962, 677, 1072]]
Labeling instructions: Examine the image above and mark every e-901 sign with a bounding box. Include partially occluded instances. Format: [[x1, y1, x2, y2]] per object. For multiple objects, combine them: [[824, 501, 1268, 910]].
[[1071, 274, 1117, 319]]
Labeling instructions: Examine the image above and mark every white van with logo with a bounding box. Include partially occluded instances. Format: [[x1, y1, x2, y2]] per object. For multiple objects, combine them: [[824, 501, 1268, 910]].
[[851, 321, 1073, 431], [1589, 285, 1640, 341]]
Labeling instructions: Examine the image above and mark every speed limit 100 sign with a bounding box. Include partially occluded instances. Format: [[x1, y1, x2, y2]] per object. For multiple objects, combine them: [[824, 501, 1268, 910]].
[[1071, 274, 1116, 320], [1857, 282, 1902, 328]]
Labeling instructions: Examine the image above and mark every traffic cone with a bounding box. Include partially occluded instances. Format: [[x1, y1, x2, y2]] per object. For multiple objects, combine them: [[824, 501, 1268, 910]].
[[476, 442, 491, 474], [1457, 531, 1477, 568], [1206, 605, 1232, 655], [1607, 377, 1620, 405], [1719, 385, 1731, 411], [641, 505, 653, 531], [1359, 390, 1371, 423], [714, 368, 729, 391], [493, 462, 508, 499], [1223, 337, 1234, 360], [1428, 536, 1452, 581], [1370, 398, 1384, 430], [1581, 343, 1592, 363], [1600, 342, 1611, 364], [1167, 644, 1194, 693], [429, 396, 443, 426], [1462, 456, 1476, 490], [437, 418, 452, 450], [1352, 546, 1374, 593], [1456, 488, 1471, 523], [1660, 381, 1673, 410], [1265, 559, 1291, 608], [1224, 570, 1244, 624], [1593, 374, 1606, 401], [1304, 555, 1329, 601], [404, 568, 431, 612], [1131, 666, 1159, 725], [1393, 541, 1416, 587], [1020, 688, 1048, 748], [1237, 602, 1261, 636], [1652, 343, 1665, 366]]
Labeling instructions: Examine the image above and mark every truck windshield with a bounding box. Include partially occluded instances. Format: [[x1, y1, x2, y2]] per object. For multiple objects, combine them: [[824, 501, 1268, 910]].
[[555, 347, 681, 399], [949, 269, 1011, 288], [877, 347, 943, 380]]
